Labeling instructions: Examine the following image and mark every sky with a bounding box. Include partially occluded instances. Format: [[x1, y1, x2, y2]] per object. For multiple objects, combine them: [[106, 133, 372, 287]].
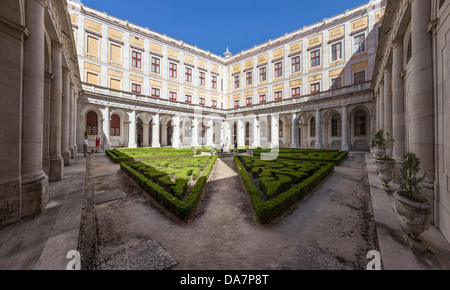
[[80, 0, 370, 57]]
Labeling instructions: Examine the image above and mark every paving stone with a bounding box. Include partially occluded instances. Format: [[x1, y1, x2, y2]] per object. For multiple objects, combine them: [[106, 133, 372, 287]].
[[92, 190, 124, 205], [95, 240, 178, 270]]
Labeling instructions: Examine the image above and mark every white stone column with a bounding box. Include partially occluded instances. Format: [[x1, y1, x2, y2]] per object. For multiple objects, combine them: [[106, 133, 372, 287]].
[[49, 42, 64, 181], [161, 124, 168, 146], [142, 124, 150, 147], [128, 111, 137, 148], [172, 116, 180, 148], [315, 109, 323, 149], [392, 40, 405, 182], [42, 72, 52, 177], [291, 113, 298, 148], [206, 120, 214, 146], [238, 119, 245, 147], [152, 113, 161, 147], [271, 114, 279, 148], [383, 67, 393, 135], [191, 117, 199, 147], [61, 68, 71, 166], [341, 105, 349, 151], [323, 120, 329, 149], [21, 0, 48, 217], [101, 106, 111, 150], [252, 116, 259, 147], [409, 0, 434, 184], [379, 83, 384, 131]]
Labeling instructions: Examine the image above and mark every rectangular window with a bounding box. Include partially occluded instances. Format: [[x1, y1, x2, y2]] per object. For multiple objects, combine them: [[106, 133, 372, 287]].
[[274, 62, 283, 78], [291, 56, 301, 73], [212, 75, 217, 89], [151, 87, 160, 98], [185, 67, 192, 82], [246, 97, 252, 106], [110, 43, 122, 64], [331, 77, 342, 89], [199, 97, 205, 106], [354, 71, 366, 84], [234, 75, 240, 89], [131, 50, 142, 69], [291, 87, 300, 98], [169, 62, 177, 79], [259, 94, 266, 103], [131, 83, 141, 94], [310, 82, 320, 94], [246, 71, 253, 86], [274, 91, 282, 100], [110, 78, 121, 91], [86, 72, 99, 85], [199, 71, 206, 86], [310, 49, 320, 68], [169, 91, 177, 101], [87, 35, 99, 57], [331, 42, 342, 62], [212, 100, 217, 108], [185, 94, 192, 103], [234, 99, 240, 108], [151, 57, 160, 74], [259, 67, 267, 82], [354, 34, 366, 54]]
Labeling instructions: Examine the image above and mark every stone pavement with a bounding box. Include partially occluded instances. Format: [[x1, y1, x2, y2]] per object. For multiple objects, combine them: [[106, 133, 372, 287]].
[[0, 151, 449, 270], [0, 154, 86, 270]]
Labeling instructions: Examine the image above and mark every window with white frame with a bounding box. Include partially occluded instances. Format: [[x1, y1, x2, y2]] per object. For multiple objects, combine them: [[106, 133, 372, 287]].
[[131, 83, 141, 94], [291, 56, 301, 74], [185, 67, 192, 82], [291, 87, 301, 98], [259, 94, 266, 103], [185, 94, 192, 103], [212, 75, 217, 89], [274, 91, 282, 100], [109, 43, 122, 64], [331, 77, 342, 89], [234, 75, 240, 89], [169, 91, 177, 101], [274, 61, 283, 78], [169, 62, 177, 79], [310, 82, 320, 94], [330, 42, 343, 62], [199, 97, 205, 106], [259, 67, 267, 82], [212, 100, 217, 108], [131, 50, 142, 69], [151, 87, 160, 98], [246, 97, 252, 106], [353, 34, 366, 54], [246, 71, 253, 86], [234, 99, 240, 107], [151, 56, 160, 74], [199, 71, 206, 86], [86, 34, 100, 57], [353, 70, 366, 84], [310, 49, 321, 68]]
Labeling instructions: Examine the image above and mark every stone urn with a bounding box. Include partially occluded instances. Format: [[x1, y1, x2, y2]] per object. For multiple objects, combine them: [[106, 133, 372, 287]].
[[393, 191, 432, 252], [373, 147, 385, 159], [370, 147, 375, 158], [375, 159, 396, 191]]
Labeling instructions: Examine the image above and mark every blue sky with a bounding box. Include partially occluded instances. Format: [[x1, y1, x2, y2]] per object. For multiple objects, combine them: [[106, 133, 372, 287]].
[[80, 0, 370, 56]]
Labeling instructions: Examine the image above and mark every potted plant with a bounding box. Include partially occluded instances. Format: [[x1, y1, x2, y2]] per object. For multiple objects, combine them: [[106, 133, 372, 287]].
[[374, 130, 396, 191], [372, 130, 385, 159], [393, 152, 431, 252]]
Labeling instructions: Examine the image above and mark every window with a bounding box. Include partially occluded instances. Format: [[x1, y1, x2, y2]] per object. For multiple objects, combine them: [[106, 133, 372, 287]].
[[310, 82, 320, 94], [331, 42, 342, 62], [110, 78, 121, 91], [377, 26, 382, 42], [185, 94, 192, 103], [259, 94, 266, 103], [310, 49, 321, 68], [246, 71, 253, 86], [354, 71, 366, 84], [199, 97, 205, 106], [234, 99, 240, 108], [185, 67, 192, 82], [331, 114, 342, 137], [291, 56, 301, 73], [169, 91, 177, 101], [274, 62, 283, 78], [259, 67, 267, 82], [131, 50, 142, 69], [246, 97, 252, 106], [199, 71, 206, 86], [279, 120, 283, 138], [212, 100, 217, 108], [274, 91, 282, 100], [234, 75, 240, 89], [110, 43, 122, 64], [354, 34, 366, 54], [86, 72, 99, 85], [151, 57, 160, 74], [110, 114, 120, 136], [212, 75, 217, 89], [169, 62, 177, 79], [331, 77, 342, 89], [87, 111, 98, 135], [87, 35, 99, 57], [354, 110, 366, 136], [310, 117, 316, 137], [131, 83, 141, 94], [151, 88, 160, 98], [185, 121, 191, 137], [291, 87, 301, 98]]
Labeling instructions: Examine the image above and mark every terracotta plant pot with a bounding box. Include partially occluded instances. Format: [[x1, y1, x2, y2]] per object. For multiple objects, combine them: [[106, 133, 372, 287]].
[[375, 159, 396, 191], [393, 191, 432, 251]]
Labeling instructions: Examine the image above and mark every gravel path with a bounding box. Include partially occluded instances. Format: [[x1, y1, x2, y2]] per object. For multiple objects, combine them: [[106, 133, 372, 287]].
[[79, 153, 378, 270]]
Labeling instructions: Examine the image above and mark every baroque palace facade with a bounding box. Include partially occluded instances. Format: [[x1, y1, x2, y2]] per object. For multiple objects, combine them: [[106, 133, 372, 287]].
[[1, 0, 449, 244]]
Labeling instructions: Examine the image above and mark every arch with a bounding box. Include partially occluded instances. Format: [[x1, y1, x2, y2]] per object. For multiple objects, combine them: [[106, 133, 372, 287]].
[[110, 114, 120, 136], [310, 117, 316, 138], [349, 104, 371, 150], [0, 0, 24, 26]]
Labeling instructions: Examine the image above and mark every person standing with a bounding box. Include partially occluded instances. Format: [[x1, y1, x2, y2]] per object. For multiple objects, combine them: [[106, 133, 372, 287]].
[[95, 137, 100, 153], [234, 139, 238, 151], [83, 137, 88, 157]]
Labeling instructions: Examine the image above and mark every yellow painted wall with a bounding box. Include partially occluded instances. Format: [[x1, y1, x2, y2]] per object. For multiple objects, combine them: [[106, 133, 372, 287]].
[[87, 35, 99, 56], [289, 79, 302, 87], [130, 35, 144, 48], [308, 73, 322, 82], [110, 43, 122, 64], [289, 42, 302, 54], [150, 80, 162, 88], [85, 19, 102, 33], [86, 72, 99, 85], [351, 16, 368, 32], [328, 25, 345, 40], [84, 62, 101, 72], [329, 67, 345, 77], [351, 60, 368, 72], [110, 78, 121, 90], [108, 28, 123, 41], [272, 83, 284, 91], [257, 54, 268, 65], [130, 74, 144, 83], [150, 42, 163, 54], [168, 84, 179, 91], [308, 34, 323, 47], [168, 48, 179, 60], [273, 47, 284, 59]]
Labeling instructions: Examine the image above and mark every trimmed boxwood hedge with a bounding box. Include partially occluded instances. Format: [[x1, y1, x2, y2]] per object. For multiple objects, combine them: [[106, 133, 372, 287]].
[[120, 155, 217, 220], [106, 149, 134, 163], [252, 150, 348, 165], [235, 156, 334, 223]]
